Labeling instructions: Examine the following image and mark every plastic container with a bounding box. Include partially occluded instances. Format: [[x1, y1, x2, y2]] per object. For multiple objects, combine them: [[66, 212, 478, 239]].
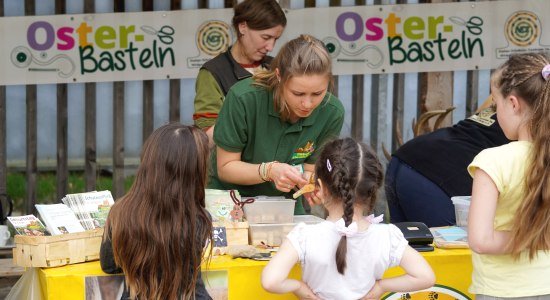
[[243, 196, 295, 224], [248, 215, 324, 246], [451, 196, 471, 227]]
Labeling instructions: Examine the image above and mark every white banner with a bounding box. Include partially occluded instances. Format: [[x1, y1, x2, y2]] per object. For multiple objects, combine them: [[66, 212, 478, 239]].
[[0, 0, 549, 85]]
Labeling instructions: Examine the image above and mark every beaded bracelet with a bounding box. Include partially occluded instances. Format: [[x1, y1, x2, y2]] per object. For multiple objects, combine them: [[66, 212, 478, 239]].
[[266, 161, 279, 182], [258, 161, 278, 182], [259, 162, 268, 182], [258, 163, 266, 181]]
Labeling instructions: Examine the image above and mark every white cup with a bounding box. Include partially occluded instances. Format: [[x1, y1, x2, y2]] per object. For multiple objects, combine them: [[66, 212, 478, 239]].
[[0, 225, 11, 247]]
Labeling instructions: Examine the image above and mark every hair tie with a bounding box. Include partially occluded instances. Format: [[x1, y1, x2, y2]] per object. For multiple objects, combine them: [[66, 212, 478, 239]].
[[364, 214, 384, 224], [542, 64, 550, 81], [335, 218, 358, 237], [326, 159, 332, 172]]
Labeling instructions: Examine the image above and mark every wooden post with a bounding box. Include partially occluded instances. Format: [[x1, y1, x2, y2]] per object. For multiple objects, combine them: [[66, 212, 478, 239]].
[[169, 0, 181, 122], [25, 0, 37, 215], [0, 0, 6, 201], [56, 0, 68, 201], [84, 0, 97, 192], [112, 1, 125, 199], [142, 0, 154, 142], [350, 0, 366, 141], [370, 0, 383, 151], [466, 70, 479, 117], [417, 0, 454, 128]]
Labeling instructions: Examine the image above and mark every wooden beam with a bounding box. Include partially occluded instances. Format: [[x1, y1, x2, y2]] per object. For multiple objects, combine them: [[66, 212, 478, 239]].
[[142, 0, 154, 141], [56, 83, 68, 200], [0, 84, 5, 197], [113, 81, 125, 199], [418, 0, 454, 127], [420, 72, 454, 126], [305, 0, 316, 7], [25, 0, 37, 215], [349, 0, 366, 140], [351, 75, 364, 141], [466, 70, 479, 117], [329, 1, 339, 98], [84, 0, 97, 191], [392, 73, 405, 152], [224, 0, 237, 7], [198, 0, 208, 9], [0, 0, 6, 200], [112, 2, 125, 199], [56, 0, 68, 201], [370, 0, 382, 149], [169, 0, 181, 122]]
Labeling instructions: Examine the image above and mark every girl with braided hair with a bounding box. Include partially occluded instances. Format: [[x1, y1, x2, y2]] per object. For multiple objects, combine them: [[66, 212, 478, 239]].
[[467, 52, 550, 299], [262, 137, 434, 300]]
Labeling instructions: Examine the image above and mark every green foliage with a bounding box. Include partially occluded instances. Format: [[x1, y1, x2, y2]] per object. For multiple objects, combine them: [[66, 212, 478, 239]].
[[6, 171, 134, 215]]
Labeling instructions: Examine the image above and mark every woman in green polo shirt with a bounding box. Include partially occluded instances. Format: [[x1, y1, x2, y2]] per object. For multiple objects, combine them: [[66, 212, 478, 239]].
[[209, 34, 345, 214]]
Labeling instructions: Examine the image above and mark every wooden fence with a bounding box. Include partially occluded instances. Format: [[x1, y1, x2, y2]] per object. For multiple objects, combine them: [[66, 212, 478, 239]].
[[0, 0, 489, 216]]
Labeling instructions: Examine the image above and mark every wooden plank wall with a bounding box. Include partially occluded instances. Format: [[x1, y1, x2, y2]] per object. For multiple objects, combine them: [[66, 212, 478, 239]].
[[0, 0, 486, 214], [0, 0, 5, 208]]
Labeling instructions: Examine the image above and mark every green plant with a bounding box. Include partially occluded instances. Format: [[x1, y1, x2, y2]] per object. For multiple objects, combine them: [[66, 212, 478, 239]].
[[6, 171, 134, 215]]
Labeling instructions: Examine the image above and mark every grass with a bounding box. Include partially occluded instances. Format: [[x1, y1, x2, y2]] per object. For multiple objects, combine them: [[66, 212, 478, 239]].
[[6, 171, 135, 214]]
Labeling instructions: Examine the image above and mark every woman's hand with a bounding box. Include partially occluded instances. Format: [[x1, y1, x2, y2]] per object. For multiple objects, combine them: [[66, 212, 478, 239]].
[[293, 281, 320, 300], [270, 163, 308, 192]]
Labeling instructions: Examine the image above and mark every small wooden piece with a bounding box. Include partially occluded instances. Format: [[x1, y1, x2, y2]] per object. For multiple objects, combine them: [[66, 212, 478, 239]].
[[0, 258, 25, 277]]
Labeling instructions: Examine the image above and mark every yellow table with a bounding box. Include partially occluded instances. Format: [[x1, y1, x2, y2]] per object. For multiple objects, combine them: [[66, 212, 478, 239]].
[[38, 248, 473, 299]]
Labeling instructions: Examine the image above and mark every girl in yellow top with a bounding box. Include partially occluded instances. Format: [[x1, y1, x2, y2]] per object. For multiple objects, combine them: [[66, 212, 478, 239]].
[[467, 52, 550, 299]]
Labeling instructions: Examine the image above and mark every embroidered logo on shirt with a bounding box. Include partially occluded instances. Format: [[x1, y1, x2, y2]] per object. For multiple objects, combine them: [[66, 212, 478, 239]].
[[467, 107, 496, 127], [292, 141, 315, 160]]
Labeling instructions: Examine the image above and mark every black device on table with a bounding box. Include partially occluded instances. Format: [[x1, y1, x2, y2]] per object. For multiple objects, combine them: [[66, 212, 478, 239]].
[[394, 222, 434, 252]]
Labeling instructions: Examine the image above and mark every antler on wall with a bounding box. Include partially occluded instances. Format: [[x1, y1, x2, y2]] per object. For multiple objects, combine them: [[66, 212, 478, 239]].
[[382, 106, 456, 161]]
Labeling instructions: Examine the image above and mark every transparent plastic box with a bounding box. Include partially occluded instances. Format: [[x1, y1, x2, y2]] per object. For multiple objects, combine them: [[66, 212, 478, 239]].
[[243, 196, 295, 224], [248, 215, 324, 246], [451, 196, 471, 227]]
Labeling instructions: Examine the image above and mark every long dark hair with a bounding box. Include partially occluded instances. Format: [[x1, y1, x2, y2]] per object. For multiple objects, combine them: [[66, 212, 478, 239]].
[[493, 52, 550, 259], [105, 123, 212, 299], [314, 137, 383, 274]]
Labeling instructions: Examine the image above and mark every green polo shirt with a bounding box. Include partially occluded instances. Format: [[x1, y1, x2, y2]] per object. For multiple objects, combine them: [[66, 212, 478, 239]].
[[208, 77, 345, 214]]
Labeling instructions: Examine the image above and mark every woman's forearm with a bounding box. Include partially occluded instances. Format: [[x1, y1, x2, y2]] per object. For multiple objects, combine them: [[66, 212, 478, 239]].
[[218, 160, 265, 185]]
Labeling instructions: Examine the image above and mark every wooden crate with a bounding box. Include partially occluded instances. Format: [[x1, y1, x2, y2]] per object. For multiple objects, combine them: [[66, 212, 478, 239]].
[[12, 228, 103, 268], [211, 221, 249, 255]]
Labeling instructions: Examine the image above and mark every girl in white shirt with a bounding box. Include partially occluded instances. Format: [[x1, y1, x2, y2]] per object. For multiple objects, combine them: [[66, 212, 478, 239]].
[[262, 137, 435, 300]]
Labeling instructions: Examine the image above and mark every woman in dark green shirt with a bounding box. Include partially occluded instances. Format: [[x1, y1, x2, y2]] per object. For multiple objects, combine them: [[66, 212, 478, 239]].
[[209, 35, 345, 214]]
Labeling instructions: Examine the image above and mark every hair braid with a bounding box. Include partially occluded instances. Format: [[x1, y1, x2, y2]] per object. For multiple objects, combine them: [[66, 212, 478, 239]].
[[334, 140, 359, 274], [315, 138, 383, 275]]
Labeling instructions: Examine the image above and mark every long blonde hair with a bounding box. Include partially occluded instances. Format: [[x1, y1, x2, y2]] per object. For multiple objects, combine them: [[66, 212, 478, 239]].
[[493, 53, 550, 259], [105, 123, 212, 299], [253, 34, 333, 121]]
